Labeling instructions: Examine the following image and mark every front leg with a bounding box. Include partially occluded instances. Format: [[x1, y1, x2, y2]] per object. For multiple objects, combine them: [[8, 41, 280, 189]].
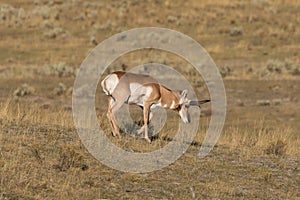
[[143, 102, 151, 143], [137, 110, 152, 135]]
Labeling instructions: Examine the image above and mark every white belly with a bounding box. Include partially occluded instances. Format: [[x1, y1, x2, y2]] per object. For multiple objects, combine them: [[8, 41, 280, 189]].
[[128, 83, 153, 106]]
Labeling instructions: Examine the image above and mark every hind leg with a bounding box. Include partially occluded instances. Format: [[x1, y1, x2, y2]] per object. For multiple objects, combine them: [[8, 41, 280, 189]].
[[107, 95, 130, 137], [106, 97, 118, 136]]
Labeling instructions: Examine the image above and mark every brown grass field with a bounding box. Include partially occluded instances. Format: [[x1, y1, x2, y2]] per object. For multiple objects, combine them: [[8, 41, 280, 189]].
[[0, 0, 300, 199]]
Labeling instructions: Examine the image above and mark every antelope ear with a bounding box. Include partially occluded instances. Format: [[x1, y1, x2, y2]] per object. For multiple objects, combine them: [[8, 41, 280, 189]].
[[179, 89, 188, 104], [181, 89, 188, 98]]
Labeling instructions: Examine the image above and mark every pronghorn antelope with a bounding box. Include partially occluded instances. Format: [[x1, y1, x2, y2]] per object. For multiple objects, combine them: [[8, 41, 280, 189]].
[[101, 71, 210, 143]]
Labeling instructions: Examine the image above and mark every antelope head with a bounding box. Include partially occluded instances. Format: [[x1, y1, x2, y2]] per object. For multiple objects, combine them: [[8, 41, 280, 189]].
[[176, 90, 210, 124]]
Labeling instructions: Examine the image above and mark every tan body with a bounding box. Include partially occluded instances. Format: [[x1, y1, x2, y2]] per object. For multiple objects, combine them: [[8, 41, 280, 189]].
[[101, 71, 210, 143]]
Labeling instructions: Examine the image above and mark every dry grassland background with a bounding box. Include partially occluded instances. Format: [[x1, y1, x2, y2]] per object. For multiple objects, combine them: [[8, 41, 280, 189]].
[[0, 0, 299, 199]]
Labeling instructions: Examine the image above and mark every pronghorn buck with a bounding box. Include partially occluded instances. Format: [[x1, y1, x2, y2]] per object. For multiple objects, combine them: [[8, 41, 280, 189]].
[[101, 71, 210, 143]]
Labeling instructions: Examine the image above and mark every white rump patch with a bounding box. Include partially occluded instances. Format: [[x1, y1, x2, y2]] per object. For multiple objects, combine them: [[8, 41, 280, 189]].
[[101, 74, 119, 95]]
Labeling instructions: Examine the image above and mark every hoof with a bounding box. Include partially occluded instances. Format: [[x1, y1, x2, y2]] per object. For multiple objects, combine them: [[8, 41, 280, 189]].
[[137, 127, 145, 135], [145, 137, 151, 143], [137, 130, 144, 135], [112, 131, 120, 137]]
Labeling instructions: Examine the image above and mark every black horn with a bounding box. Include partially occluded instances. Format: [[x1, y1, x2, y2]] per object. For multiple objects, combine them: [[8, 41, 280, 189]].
[[189, 99, 211, 107]]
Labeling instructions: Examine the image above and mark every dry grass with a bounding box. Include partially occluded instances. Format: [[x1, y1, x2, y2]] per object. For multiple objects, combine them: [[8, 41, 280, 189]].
[[2, 98, 299, 157], [0, 98, 73, 128], [1, 97, 299, 199], [220, 123, 300, 158]]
